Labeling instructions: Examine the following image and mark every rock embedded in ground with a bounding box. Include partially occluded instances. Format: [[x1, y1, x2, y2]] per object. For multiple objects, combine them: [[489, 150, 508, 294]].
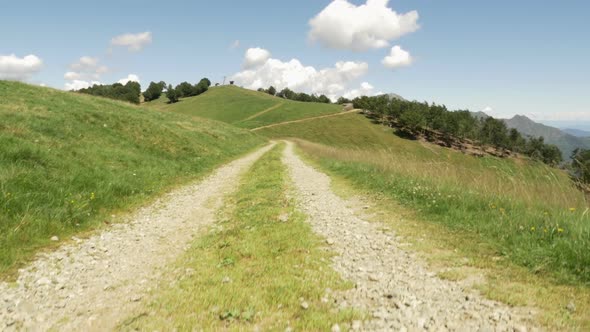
[[566, 301, 576, 313]]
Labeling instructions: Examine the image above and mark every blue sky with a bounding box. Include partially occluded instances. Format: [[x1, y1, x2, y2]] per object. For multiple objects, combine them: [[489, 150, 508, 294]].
[[1, 0, 589, 129]]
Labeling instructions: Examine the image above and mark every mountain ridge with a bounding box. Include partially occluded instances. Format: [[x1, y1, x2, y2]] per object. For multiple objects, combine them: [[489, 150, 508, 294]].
[[471, 112, 590, 159]]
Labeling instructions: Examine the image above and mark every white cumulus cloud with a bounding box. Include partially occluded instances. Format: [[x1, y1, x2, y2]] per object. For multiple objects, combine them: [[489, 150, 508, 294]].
[[117, 74, 140, 85], [308, 0, 420, 51], [342, 82, 382, 99], [0, 54, 43, 81], [65, 80, 101, 91], [64, 56, 109, 89], [231, 49, 368, 100], [111, 32, 152, 52], [243, 47, 271, 69], [70, 56, 99, 71], [382, 45, 413, 69], [64, 71, 81, 80]]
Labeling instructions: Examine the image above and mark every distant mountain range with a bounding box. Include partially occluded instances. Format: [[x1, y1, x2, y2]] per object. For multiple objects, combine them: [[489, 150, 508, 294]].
[[562, 128, 590, 137], [472, 112, 590, 159]]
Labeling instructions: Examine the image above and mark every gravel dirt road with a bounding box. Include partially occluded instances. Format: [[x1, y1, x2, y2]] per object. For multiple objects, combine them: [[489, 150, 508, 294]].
[[0, 144, 274, 331], [282, 141, 539, 332]]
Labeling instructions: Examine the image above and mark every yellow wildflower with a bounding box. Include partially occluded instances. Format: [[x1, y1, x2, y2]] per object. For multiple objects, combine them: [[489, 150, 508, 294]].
[[570, 208, 576, 212], [531, 227, 535, 231], [558, 228, 564, 233]]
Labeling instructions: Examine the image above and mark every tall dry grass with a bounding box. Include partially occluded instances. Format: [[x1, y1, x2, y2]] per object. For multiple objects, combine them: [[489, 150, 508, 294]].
[[296, 139, 587, 210]]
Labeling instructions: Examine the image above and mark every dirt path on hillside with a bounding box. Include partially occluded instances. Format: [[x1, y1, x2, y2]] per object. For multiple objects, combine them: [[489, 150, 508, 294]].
[[240, 102, 284, 122], [250, 109, 360, 131], [282, 141, 539, 331], [0, 144, 274, 331]]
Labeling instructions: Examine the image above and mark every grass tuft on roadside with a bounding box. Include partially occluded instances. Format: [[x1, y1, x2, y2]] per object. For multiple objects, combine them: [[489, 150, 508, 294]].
[[123, 143, 360, 331]]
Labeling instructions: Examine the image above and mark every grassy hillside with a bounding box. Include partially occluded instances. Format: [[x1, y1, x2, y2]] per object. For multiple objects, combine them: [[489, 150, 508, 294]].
[[147, 85, 343, 129], [258, 113, 590, 285], [0, 81, 264, 275]]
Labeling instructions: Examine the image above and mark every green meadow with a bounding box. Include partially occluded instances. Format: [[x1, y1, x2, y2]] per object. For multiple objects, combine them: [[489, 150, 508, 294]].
[[0, 81, 264, 276]]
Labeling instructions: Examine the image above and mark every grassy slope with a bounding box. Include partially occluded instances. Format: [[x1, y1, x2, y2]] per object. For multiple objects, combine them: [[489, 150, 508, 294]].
[[258, 113, 585, 209], [124, 144, 359, 331], [259, 113, 590, 326], [0, 81, 264, 275], [146, 85, 343, 129]]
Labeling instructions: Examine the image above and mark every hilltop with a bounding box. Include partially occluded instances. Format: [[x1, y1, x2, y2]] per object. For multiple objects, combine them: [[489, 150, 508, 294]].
[[146, 85, 344, 129]]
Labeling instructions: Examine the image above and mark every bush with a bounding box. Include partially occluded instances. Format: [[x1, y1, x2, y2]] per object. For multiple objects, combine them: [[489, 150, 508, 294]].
[[174, 78, 210, 98], [337, 97, 351, 104], [267, 86, 276, 96], [175, 82, 196, 98], [143, 81, 166, 102], [571, 149, 590, 183], [166, 84, 179, 103]]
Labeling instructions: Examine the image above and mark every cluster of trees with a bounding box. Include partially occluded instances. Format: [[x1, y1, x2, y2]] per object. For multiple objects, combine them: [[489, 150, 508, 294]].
[[78, 81, 141, 104], [143, 78, 212, 104], [257, 86, 331, 104], [353, 95, 563, 166], [336, 97, 352, 104], [164, 78, 211, 104]]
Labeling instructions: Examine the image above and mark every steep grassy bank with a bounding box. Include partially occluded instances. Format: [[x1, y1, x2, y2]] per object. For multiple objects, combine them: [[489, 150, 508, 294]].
[[0, 81, 264, 276], [147, 86, 343, 129], [124, 144, 359, 331]]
